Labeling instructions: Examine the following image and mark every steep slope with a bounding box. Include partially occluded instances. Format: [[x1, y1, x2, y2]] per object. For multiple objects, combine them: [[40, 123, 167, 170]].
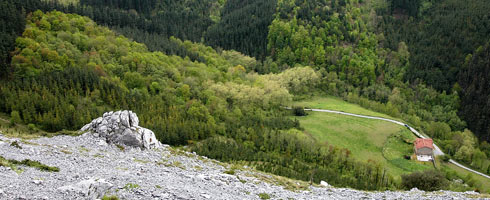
[[1, 0, 489, 193], [23, 0, 276, 60], [0, 0, 26, 78], [459, 41, 490, 142], [0, 131, 486, 199], [377, 0, 490, 141], [204, 0, 277, 59], [0, 10, 402, 191]]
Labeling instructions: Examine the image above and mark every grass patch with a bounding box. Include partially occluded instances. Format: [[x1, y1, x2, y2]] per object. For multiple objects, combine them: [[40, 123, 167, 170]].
[[20, 140, 39, 146], [79, 147, 90, 153], [238, 177, 246, 183], [258, 193, 271, 199], [0, 156, 22, 174], [194, 165, 203, 171], [115, 167, 128, 171], [116, 144, 125, 151], [134, 158, 149, 164], [224, 169, 235, 175], [101, 195, 119, 200], [0, 156, 59, 172], [93, 154, 104, 158], [173, 161, 184, 169], [123, 183, 140, 190], [60, 149, 73, 154]]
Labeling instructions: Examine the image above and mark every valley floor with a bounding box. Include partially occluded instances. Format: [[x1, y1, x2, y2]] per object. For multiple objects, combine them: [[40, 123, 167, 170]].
[[0, 132, 487, 199]]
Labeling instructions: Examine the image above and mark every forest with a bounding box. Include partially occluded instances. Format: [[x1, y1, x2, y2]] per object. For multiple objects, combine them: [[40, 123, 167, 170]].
[[0, 0, 489, 191], [0, 8, 396, 190], [377, 0, 490, 142]]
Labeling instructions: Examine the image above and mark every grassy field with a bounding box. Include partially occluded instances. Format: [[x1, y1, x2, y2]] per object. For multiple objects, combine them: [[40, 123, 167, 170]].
[[296, 111, 431, 179], [293, 96, 397, 119]]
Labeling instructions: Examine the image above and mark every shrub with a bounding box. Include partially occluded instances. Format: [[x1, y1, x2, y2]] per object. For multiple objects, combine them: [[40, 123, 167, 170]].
[[440, 155, 450, 162], [401, 170, 448, 191], [293, 106, 307, 116], [10, 141, 22, 149], [28, 124, 37, 132]]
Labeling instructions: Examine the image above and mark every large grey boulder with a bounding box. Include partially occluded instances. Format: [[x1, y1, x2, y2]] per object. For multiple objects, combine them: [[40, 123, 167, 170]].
[[81, 111, 161, 149], [58, 178, 112, 199]]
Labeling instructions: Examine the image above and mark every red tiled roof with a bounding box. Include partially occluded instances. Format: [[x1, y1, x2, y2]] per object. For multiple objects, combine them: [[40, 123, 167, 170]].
[[415, 138, 433, 149]]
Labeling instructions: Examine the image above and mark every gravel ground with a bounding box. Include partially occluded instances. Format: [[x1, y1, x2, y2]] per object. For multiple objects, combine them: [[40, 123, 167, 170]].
[[0, 132, 486, 200]]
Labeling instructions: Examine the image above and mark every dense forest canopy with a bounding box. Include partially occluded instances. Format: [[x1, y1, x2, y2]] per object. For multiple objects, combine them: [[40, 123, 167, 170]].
[[459, 41, 490, 142], [0, 0, 25, 78], [377, 0, 490, 142], [204, 0, 277, 59]]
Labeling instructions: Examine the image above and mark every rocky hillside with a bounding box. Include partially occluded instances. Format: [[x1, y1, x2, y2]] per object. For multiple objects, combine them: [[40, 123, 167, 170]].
[[0, 112, 486, 199]]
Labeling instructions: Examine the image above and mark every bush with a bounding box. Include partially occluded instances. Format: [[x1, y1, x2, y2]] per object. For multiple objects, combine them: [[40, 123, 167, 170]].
[[28, 124, 37, 132], [401, 170, 448, 191], [10, 141, 22, 149], [440, 155, 450, 162], [293, 106, 307, 116]]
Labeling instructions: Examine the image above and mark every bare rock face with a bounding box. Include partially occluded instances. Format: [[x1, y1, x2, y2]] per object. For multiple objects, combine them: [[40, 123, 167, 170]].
[[81, 111, 161, 149]]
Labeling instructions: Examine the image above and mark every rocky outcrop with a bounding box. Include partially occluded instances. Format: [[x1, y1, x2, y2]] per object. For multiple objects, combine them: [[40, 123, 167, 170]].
[[81, 111, 161, 149]]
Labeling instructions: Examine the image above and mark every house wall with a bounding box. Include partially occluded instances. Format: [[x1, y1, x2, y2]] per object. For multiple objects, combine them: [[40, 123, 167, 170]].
[[417, 155, 433, 162], [416, 147, 432, 155]]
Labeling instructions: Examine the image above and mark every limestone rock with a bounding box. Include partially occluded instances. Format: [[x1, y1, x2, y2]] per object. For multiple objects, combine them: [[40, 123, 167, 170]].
[[320, 181, 330, 187], [81, 110, 161, 149], [58, 178, 112, 199]]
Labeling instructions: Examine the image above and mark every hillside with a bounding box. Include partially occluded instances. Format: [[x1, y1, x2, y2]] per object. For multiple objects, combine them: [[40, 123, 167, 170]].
[[377, 0, 490, 141], [1, 0, 490, 196], [0, 10, 402, 191], [2, 130, 487, 199]]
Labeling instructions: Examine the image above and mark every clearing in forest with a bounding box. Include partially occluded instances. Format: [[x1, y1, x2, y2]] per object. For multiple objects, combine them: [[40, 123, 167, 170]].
[[294, 96, 432, 178]]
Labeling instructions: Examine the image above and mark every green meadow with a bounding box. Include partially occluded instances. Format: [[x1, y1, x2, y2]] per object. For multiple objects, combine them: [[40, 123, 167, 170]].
[[293, 97, 433, 179]]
